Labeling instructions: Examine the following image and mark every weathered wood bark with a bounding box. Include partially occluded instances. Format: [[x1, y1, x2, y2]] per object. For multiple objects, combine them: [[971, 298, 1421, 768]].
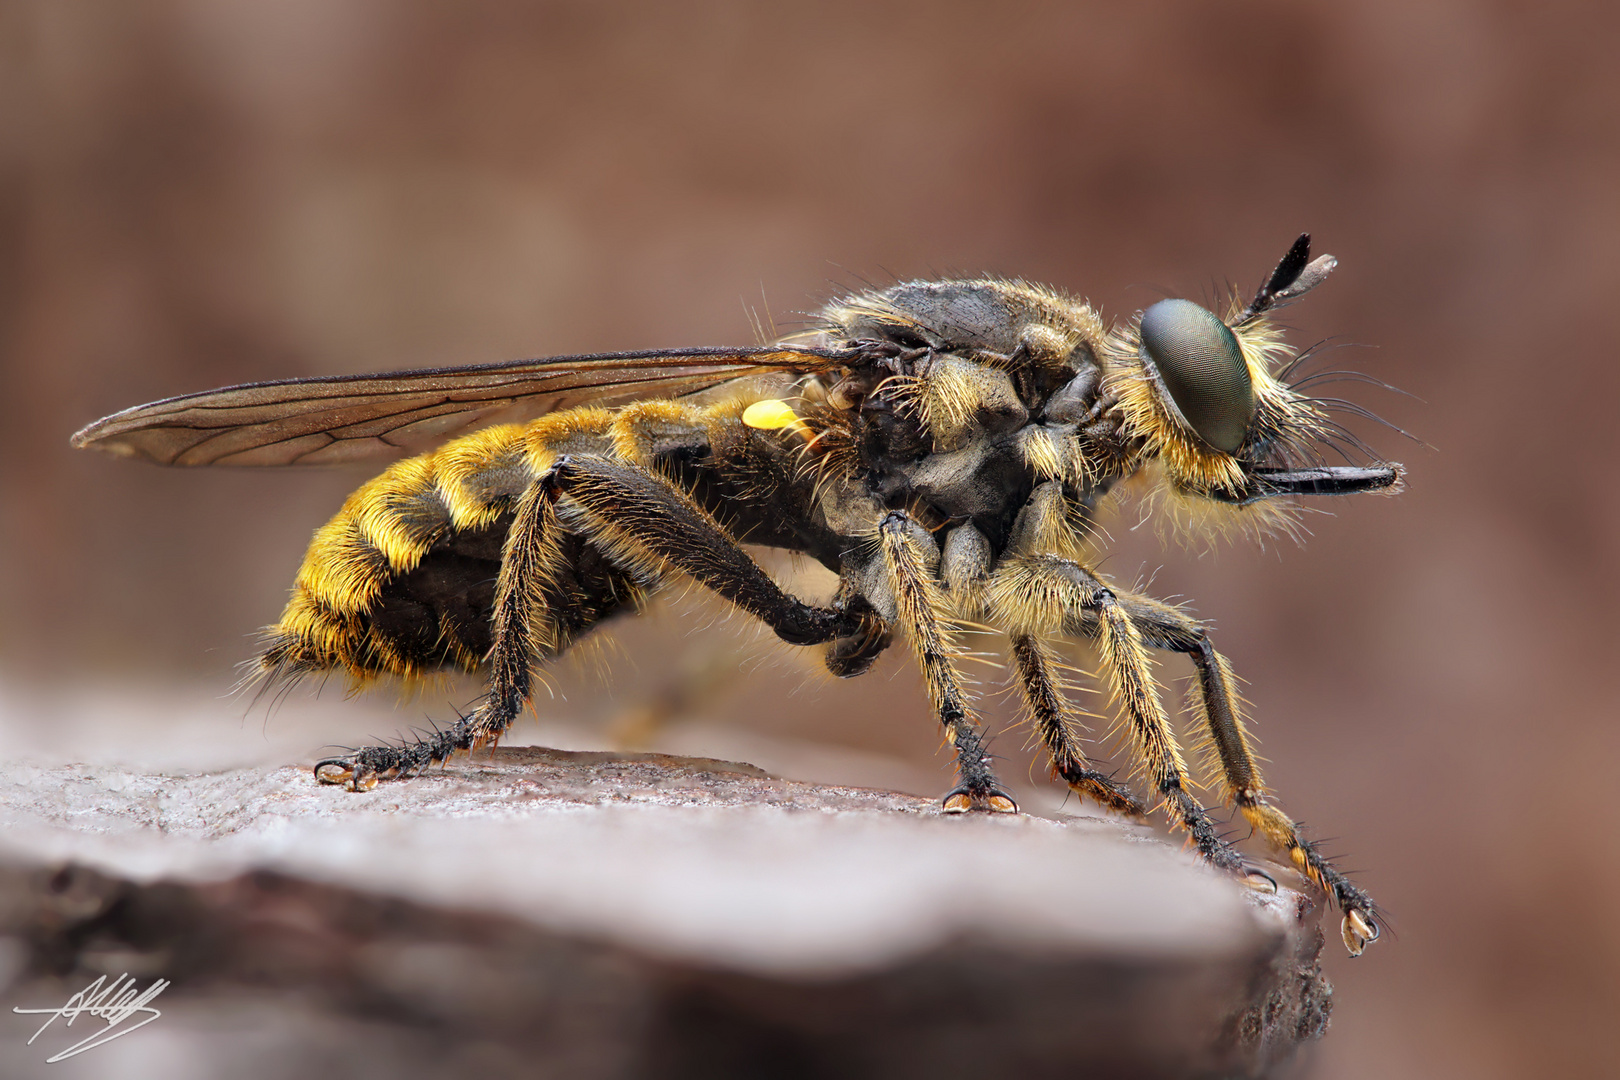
[[0, 748, 1331, 1078]]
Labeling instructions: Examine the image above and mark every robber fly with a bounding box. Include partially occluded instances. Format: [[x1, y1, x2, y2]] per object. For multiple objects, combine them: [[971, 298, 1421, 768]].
[[74, 234, 1401, 955]]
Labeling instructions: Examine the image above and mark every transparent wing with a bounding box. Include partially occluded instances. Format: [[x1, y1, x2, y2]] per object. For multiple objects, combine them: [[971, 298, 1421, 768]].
[[70, 345, 848, 466]]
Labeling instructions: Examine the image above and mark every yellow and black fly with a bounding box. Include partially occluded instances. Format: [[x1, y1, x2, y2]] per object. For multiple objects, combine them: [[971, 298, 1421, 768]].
[[74, 234, 1401, 955]]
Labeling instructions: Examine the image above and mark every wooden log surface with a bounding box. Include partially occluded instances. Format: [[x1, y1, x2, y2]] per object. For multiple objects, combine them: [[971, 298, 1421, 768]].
[[0, 747, 1332, 1078]]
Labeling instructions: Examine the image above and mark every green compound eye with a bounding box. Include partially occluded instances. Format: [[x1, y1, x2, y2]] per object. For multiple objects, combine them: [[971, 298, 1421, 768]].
[[1138, 299, 1256, 455]]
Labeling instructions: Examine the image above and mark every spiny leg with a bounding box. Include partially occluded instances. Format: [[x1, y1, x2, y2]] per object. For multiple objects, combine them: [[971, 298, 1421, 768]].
[[318, 454, 886, 790], [543, 455, 879, 648], [316, 477, 566, 790], [1099, 589, 1382, 956], [987, 556, 1242, 868], [1007, 633, 1143, 817], [879, 511, 1015, 813]]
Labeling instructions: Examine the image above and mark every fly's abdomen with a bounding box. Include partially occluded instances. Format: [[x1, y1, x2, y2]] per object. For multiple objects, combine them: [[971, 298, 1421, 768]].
[[260, 422, 541, 684], [259, 403, 717, 688]]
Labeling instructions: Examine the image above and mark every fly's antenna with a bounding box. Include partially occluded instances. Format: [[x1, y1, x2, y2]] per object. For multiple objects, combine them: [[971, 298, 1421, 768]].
[[1235, 233, 1338, 326]]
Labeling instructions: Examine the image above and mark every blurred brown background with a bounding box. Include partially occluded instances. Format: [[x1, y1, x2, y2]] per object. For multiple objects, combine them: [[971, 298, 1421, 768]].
[[3, 1, 1616, 1077]]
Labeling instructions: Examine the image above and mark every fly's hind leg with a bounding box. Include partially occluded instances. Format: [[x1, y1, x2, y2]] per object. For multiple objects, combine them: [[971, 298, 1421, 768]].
[[318, 454, 885, 791], [538, 455, 880, 648], [315, 477, 578, 790]]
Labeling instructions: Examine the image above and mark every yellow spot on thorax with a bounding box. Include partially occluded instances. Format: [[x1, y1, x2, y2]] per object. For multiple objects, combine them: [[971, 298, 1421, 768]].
[[742, 399, 812, 441], [742, 399, 798, 429]]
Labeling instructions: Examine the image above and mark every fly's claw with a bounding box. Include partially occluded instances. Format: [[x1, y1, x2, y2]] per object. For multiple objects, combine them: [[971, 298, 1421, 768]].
[[1243, 856, 1380, 957], [1341, 907, 1380, 957], [1243, 867, 1279, 895], [941, 784, 1019, 814], [313, 756, 363, 789], [1317, 856, 1384, 957]]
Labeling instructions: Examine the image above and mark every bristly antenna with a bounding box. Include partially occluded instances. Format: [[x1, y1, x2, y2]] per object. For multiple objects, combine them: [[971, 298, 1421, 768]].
[[1236, 233, 1338, 326]]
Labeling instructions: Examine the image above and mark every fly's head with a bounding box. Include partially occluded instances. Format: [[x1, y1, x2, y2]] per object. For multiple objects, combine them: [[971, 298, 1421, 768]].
[[1103, 235, 1404, 536]]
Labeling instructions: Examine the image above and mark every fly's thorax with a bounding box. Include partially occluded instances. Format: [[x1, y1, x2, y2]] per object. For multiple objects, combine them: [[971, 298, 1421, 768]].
[[819, 278, 1106, 364], [813, 381, 1104, 557], [781, 279, 1128, 558], [815, 278, 1108, 421]]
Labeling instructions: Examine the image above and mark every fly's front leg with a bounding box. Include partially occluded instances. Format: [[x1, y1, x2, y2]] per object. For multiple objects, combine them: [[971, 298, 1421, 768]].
[[998, 555, 1383, 955], [316, 478, 566, 790], [878, 511, 1016, 813], [987, 556, 1241, 868], [1114, 594, 1383, 956]]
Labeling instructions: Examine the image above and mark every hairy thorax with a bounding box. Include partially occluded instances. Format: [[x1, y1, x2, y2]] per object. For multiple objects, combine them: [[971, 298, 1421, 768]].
[[805, 278, 1134, 554]]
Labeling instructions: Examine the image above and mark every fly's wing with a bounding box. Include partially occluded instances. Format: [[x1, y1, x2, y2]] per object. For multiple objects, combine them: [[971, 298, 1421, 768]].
[[70, 345, 850, 466]]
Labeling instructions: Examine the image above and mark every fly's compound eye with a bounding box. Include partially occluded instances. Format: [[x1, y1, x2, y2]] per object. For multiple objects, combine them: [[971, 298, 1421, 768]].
[[1138, 298, 1256, 454]]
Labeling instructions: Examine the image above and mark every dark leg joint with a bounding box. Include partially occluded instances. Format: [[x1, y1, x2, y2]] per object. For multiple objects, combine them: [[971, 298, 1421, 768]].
[[1053, 760, 1145, 817], [538, 455, 573, 498], [823, 584, 892, 676], [824, 625, 893, 677]]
